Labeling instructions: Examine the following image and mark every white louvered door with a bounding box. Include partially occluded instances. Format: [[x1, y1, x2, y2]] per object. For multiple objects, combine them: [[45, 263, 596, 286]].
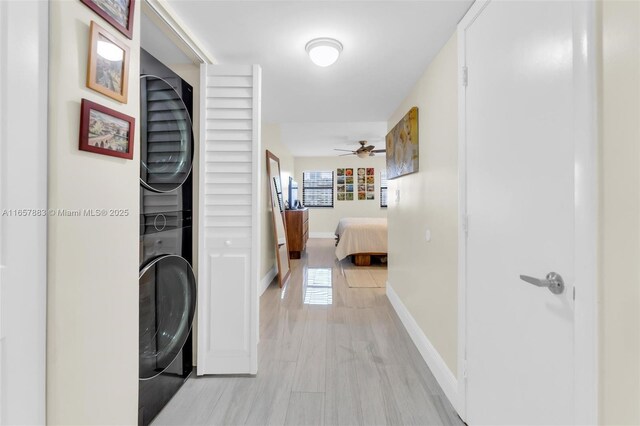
[[197, 65, 261, 374]]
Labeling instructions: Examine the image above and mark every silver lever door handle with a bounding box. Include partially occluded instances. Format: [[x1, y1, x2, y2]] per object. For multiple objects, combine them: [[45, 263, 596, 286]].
[[519, 272, 565, 295]]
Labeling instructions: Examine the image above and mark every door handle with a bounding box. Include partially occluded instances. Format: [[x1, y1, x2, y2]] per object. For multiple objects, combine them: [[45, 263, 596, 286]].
[[519, 272, 565, 295]]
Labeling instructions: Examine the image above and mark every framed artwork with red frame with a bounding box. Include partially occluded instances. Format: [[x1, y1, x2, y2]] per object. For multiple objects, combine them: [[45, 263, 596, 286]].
[[79, 98, 135, 160], [80, 0, 135, 40]]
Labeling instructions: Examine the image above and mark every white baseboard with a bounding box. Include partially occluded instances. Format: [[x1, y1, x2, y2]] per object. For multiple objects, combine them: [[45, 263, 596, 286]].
[[386, 282, 459, 412], [309, 232, 336, 239], [259, 266, 277, 297]]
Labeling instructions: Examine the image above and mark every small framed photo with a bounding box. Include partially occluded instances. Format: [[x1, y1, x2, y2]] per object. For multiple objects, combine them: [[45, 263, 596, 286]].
[[79, 98, 135, 160], [87, 21, 130, 103], [80, 0, 135, 40]]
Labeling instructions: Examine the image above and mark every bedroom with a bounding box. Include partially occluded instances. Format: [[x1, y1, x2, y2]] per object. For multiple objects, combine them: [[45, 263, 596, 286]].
[[262, 126, 391, 290]]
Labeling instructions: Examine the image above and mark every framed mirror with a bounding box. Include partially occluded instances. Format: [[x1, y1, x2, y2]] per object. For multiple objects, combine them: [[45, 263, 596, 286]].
[[266, 150, 291, 287]]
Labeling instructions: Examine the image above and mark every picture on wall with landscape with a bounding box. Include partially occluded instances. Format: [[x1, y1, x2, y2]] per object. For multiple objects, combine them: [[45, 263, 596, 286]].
[[81, 0, 136, 39], [386, 106, 419, 179], [79, 99, 135, 160], [87, 21, 130, 103]]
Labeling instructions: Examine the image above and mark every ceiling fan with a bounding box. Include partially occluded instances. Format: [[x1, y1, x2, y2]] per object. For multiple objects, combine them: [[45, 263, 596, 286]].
[[335, 140, 386, 158]]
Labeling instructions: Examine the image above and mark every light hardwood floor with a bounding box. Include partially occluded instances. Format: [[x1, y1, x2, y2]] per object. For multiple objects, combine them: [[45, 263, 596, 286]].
[[153, 238, 463, 426]]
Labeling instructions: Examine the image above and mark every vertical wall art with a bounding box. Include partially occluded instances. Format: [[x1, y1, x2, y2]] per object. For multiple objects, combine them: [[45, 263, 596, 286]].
[[366, 167, 375, 200], [337, 168, 355, 200], [86, 21, 131, 103], [386, 106, 419, 179]]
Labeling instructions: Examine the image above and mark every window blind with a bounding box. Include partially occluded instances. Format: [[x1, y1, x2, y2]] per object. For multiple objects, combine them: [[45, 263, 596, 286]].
[[380, 170, 388, 208], [303, 171, 334, 208]]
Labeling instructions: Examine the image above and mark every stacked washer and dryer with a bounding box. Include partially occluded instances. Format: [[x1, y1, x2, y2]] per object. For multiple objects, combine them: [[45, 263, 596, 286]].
[[138, 49, 197, 426]]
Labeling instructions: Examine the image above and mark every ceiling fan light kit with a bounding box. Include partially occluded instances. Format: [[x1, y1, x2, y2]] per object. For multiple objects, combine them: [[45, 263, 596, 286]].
[[335, 140, 386, 158], [305, 38, 343, 67]]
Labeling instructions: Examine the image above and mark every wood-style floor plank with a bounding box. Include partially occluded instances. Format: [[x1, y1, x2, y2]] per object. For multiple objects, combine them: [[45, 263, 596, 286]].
[[284, 392, 325, 426], [292, 308, 328, 392], [152, 238, 461, 426], [324, 323, 363, 426]]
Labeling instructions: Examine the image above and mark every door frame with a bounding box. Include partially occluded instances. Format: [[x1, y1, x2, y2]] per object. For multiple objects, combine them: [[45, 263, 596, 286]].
[[0, 0, 48, 423], [456, 0, 599, 423]]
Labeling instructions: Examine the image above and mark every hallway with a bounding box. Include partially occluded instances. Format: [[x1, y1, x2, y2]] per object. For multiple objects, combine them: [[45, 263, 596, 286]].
[[154, 239, 462, 425]]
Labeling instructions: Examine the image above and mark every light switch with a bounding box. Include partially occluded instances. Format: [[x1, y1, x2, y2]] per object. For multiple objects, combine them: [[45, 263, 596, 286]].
[[395, 189, 400, 204], [425, 229, 431, 242]]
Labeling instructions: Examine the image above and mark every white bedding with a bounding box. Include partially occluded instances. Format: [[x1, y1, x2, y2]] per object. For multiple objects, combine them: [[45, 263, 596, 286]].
[[335, 217, 388, 261]]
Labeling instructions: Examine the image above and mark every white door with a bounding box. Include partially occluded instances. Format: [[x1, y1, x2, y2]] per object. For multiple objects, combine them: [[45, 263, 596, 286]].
[[460, 1, 596, 424], [197, 64, 261, 374]]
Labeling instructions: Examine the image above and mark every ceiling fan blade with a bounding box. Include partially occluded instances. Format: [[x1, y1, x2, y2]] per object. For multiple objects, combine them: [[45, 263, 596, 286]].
[[334, 149, 356, 152], [371, 149, 386, 153], [339, 153, 354, 156], [365, 145, 375, 151]]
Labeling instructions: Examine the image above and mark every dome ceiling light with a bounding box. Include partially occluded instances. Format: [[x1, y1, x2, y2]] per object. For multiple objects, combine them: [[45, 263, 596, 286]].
[[305, 38, 343, 67]]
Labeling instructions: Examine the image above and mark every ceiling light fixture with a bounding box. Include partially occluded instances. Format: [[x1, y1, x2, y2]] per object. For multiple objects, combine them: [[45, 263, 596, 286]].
[[305, 38, 343, 67], [356, 151, 369, 159]]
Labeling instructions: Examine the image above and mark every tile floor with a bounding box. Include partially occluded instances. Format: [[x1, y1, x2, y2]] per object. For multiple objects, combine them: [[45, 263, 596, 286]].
[[153, 238, 463, 426]]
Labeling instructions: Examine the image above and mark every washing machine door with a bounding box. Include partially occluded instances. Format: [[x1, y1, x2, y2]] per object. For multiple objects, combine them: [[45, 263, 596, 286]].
[[140, 75, 193, 193], [139, 254, 196, 380]]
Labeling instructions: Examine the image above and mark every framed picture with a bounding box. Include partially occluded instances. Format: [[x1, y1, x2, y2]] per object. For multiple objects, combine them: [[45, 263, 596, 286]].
[[386, 106, 419, 179], [80, 0, 135, 39], [79, 98, 135, 160], [87, 21, 130, 103]]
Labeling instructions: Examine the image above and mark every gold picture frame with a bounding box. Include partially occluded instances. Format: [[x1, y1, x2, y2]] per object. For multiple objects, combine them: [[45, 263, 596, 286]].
[[87, 21, 130, 103]]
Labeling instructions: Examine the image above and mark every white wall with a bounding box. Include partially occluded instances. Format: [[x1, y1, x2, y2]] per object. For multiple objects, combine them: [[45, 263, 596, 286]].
[[294, 156, 387, 236], [386, 33, 459, 375], [47, 0, 140, 423], [0, 0, 48, 423], [599, 0, 640, 423], [261, 124, 294, 279]]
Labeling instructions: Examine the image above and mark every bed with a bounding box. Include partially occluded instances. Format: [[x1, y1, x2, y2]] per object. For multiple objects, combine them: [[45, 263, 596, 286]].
[[335, 217, 388, 266]]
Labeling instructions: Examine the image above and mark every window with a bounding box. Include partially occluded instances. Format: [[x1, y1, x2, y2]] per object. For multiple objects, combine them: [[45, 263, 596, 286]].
[[303, 170, 334, 208], [380, 170, 388, 208]]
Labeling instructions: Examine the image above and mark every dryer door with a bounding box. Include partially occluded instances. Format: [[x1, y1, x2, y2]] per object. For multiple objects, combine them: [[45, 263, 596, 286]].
[[140, 75, 193, 193], [139, 254, 196, 380]]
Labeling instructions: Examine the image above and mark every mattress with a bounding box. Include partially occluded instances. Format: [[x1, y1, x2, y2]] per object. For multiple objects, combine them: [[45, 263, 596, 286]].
[[335, 217, 388, 261]]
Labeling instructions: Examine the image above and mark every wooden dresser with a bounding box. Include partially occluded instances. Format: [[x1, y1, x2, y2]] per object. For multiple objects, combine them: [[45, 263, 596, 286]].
[[284, 208, 309, 259]]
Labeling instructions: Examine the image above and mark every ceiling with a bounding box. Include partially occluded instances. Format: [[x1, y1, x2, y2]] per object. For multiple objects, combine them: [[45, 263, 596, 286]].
[[141, 13, 192, 67], [280, 121, 388, 157], [158, 0, 472, 156]]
